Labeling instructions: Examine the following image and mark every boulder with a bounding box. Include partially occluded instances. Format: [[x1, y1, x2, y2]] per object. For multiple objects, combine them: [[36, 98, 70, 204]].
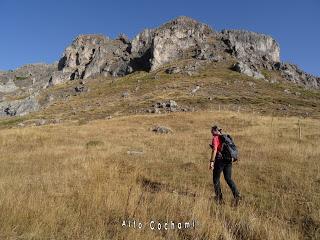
[[75, 85, 88, 93], [233, 61, 265, 79], [121, 91, 129, 98], [152, 125, 173, 134], [49, 71, 72, 86], [191, 85, 200, 94]]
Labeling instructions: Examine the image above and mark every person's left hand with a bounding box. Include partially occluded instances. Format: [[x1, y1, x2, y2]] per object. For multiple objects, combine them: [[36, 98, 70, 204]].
[[209, 161, 214, 170]]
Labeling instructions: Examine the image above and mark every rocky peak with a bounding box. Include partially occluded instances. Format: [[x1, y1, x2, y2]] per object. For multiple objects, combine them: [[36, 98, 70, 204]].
[[149, 16, 215, 70], [29, 17, 320, 91], [158, 16, 213, 33]]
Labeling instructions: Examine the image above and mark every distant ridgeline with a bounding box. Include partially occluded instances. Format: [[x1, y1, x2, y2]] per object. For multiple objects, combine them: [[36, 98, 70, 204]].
[[0, 16, 319, 117]]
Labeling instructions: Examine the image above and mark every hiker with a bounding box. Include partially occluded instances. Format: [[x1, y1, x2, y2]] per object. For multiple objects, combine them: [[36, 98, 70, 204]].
[[209, 125, 241, 205]]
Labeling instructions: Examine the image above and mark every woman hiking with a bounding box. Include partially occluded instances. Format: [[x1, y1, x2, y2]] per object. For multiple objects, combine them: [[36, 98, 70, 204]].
[[209, 125, 241, 206]]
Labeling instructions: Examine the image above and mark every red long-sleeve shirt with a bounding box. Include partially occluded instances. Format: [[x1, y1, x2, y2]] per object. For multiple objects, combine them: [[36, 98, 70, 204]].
[[212, 135, 222, 153]]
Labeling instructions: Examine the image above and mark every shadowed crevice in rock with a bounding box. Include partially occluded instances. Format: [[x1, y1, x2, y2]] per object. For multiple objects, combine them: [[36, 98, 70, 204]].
[[129, 48, 152, 72]]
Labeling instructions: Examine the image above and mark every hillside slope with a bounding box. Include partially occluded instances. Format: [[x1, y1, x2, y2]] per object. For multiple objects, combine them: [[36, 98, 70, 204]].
[[0, 111, 319, 239], [1, 59, 319, 129]]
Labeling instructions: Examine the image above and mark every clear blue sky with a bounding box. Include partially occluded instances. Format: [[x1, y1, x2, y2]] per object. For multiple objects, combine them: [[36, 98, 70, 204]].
[[0, 0, 319, 76]]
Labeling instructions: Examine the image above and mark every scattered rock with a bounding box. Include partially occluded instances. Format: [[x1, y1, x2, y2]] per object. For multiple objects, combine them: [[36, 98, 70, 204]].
[[134, 86, 140, 92], [146, 100, 191, 114], [17, 123, 25, 127], [191, 85, 200, 94], [127, 150, 144, 155], [75, 85, 88, 93], [154, 100, 175, 109], [52, 119, 61, 124], [270, 79, 278, 84], [151, 108, 161, 114], [151, 125, 173, 134], [165, 61, 203, 76], [121, 91, 129, 98], [166, 100, 177, 109], [165, 67, 181, 74], [248, 81, 256, 87], [284, 89, 291, 94], [35, 119, 46, 126]]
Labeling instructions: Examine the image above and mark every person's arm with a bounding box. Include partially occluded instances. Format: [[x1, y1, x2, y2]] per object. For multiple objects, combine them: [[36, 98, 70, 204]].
[[209, 149, 217, 170], [209, 146, 217, 170]]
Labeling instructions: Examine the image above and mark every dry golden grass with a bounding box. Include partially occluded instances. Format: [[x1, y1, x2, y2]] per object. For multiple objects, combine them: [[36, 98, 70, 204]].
[[0, 110, 319, 239]]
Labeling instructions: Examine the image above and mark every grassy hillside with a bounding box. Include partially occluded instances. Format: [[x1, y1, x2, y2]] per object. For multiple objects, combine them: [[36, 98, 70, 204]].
[[0, 60, 319, 239], [0, 111, 319, 239], [1, 60, 316, 128]]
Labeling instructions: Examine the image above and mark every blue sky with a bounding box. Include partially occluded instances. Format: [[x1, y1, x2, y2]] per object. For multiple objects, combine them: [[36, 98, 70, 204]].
[[0, 0, 319, 76]]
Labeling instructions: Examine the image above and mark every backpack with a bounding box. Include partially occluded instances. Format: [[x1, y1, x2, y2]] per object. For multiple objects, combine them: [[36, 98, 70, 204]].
[[220, 134, 238, 162]]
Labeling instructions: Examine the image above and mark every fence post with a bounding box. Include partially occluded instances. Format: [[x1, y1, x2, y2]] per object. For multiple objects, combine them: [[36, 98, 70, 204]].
[[298, 120, 302, 140]]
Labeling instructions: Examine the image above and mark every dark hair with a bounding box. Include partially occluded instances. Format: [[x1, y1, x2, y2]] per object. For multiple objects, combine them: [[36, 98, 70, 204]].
[[211, 125, 222, 133]]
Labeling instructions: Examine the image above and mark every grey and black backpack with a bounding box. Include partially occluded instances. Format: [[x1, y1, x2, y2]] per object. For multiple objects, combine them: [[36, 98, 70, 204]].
[[220, 134, 238, 162]]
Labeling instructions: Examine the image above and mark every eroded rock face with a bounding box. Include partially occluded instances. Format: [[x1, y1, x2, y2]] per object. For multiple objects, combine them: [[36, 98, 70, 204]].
[[130, 29, 155, 71], [274, 63, 320, 89], [0, 64, 56, 116], [53, 34, 132, 84], [0, 79, 18, 93], [221, 30, 280, 65], [0, 63, 57, 92], [51, 16, 319, 90], [0, 94, 39, 117], [150, 16, 214, 70], [54, 16, 216, 82]]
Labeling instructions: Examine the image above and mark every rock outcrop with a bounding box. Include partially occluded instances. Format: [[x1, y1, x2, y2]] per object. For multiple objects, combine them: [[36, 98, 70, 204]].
[[221, 30, 280, 67], [274, 62, 320, 89], [0, 94, 39, 117], [0, 63, 56, 116], [51, 16, 318, 89], [0, 63, 57, 91], [51, 34, 132, 85], [149, 16, 214, 70]]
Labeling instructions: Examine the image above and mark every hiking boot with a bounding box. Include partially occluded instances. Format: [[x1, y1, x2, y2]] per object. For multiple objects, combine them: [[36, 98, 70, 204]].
[[232, 195, 242, 207], [214, 196, 224, 205]]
